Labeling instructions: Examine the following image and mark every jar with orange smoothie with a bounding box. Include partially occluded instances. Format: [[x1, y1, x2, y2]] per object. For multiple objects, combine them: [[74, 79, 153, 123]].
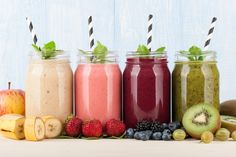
[[75, 42, 121, 125], [25, 41, 73, 122]]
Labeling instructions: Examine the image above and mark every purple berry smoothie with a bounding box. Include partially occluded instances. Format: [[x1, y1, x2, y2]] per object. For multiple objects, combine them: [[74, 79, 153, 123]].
[[123, 55, 170, 128]]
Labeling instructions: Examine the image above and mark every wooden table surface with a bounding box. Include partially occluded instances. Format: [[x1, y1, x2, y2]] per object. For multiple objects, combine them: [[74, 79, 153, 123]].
[[0, 136, 235, 157]]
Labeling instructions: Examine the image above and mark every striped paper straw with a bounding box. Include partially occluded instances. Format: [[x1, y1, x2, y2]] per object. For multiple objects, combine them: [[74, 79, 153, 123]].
[[88, 16, 95, 50], [203, 17, 217, 51], [147, 14, 153, 51], [26, 17, 38, 45]]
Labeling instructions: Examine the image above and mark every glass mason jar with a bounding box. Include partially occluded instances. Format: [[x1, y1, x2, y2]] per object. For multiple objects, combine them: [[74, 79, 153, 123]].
[[123, 52, 171, 128], [25, 53, 73, 122], [172, 51, 219, 121], [75, 52, 121, 125]]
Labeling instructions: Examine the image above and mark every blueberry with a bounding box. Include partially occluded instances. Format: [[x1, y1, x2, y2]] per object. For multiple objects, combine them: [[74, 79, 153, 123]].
[[145, 130, 153, 137], [168, 121, 181, 132], [152, 132, 162, 140], [162, 133, 172, 141], [168, 122, 178, 132], [139, 134, 149, 141], [141, 131, 152, 141], [162, 129, 171, 135], [134, 131, 152, 141], [173, 121, 181, 129], [161, 123, 168, 130], [125, 128, 135, 138], [139, 132, 149, 141], [134, 132, 141, 140]]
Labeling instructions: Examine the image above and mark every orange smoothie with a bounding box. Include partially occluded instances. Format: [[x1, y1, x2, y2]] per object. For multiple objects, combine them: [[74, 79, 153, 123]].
[[75, 63, 121, 125]]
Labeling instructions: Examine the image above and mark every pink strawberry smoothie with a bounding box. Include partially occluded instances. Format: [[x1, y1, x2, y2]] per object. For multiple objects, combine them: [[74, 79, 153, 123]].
[[75, 63, 121, 125]]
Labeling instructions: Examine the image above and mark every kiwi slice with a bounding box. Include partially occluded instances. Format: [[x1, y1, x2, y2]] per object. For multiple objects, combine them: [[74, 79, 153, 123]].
[[182, 103, 221, 139], [221, 115, 236, 133]]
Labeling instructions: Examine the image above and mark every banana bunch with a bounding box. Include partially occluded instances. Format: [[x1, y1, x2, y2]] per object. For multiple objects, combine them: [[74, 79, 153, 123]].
[[0, 114, 62, 141]]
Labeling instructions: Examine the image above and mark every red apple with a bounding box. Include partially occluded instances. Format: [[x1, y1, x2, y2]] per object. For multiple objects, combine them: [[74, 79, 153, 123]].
[[0, 82, 25, 116]]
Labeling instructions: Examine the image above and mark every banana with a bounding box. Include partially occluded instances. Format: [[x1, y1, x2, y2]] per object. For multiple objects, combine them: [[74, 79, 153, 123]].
[[42, 116, 62, 138], [0, 114, 25, 140], [24, 117, 45, 141]]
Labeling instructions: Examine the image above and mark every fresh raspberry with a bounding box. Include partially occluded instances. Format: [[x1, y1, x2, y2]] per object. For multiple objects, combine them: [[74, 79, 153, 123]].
[[105, 119, 126, 137], [82, 120, 103, 137], [65, 117, 83, 137]]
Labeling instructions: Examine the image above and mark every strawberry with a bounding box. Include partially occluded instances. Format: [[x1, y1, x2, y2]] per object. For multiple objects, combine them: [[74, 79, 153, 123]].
[[82, 120, 103, 137], [105, 119, 126, 137], [65, 116, 83, 137]]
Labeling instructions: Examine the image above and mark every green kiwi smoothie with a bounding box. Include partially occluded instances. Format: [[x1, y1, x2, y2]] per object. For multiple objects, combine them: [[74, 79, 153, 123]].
[[172, 46, 219, 121]]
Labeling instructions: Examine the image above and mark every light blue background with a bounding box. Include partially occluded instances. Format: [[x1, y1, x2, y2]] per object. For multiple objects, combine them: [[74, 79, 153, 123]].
[[0, 0, 235, 102]]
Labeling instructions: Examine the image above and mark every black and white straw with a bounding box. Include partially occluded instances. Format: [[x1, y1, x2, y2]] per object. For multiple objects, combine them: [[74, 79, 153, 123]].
[[147, 14, 153, 51], [203, 17, 217, 51], [26, 17, 38, 45], [88, 16, 95, 50]]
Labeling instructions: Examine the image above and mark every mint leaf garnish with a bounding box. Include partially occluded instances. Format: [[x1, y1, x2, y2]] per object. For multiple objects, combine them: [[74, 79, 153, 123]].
[[78, 41, 112, 63], [137, 44, 149, 55], [32, 44, 41, 52], [189, 45, 203, 61], [180, 45, 204, 61], [136, 45, 167, 56], [79, 49, 89, 55], [43, 41, 56, 52], [156, 46, 165, 54], [92, 41, 108, 63], [93, 41, 108, 56], [189, 46, 202, 55], [31, 41, 63, 60]]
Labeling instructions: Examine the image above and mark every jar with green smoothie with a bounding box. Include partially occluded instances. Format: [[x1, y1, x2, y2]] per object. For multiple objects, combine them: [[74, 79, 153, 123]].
[[172, 46, 219, 121]]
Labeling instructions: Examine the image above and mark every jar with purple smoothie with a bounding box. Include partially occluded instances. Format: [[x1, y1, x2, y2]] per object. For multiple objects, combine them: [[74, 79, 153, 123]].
[[123, 50, 170, 128]]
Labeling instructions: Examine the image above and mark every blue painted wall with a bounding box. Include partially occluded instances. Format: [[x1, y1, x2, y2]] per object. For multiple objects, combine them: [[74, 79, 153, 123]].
[[0, 0, 235, 101]]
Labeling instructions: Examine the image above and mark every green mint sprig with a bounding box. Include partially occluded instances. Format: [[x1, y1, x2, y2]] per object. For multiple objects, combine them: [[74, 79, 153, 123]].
[[79, 41, 110, 63], [93, 41, 108, 62], [180, 45, 204, 61], [156, 46, 166, 54], [136, 44, 166, 55], [32, 41, 63, 60], [137, 44, 149, 55]]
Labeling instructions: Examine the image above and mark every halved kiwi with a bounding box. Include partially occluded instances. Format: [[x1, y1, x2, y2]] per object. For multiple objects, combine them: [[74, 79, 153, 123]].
[[182, 103, 221, 139], [221, 115, 236, 133]]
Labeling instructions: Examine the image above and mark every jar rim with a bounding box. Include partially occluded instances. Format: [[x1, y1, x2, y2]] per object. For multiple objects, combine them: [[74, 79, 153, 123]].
[[77, 50, 118, 57], [176, 50, 216, 57], [77, 50, 119, 64], [126, 51, 167, 58], [29, 50, 70, 60], [175, 60, 217, 64], [175, 50, 216, 62]]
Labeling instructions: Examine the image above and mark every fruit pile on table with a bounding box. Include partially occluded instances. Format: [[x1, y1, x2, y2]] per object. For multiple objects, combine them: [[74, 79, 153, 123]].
[[124, 103, 236, 143], [0, 81, 236, 143], [63, 102, 236, 143], [1, 102, 236, 143]]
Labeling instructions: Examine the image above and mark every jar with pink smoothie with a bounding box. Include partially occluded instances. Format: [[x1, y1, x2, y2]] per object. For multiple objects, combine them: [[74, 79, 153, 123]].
[[123, 51, 170, 128], [75, 51, 121, 125]]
